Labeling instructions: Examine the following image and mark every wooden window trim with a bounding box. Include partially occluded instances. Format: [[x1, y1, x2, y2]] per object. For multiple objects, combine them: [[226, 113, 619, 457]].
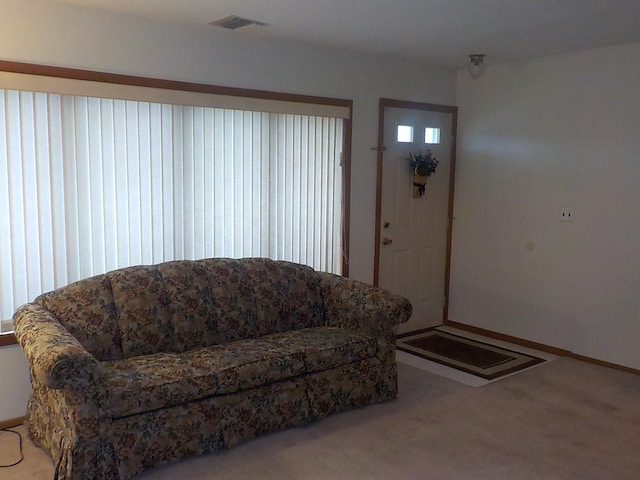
[[0, 60, 351, 112]]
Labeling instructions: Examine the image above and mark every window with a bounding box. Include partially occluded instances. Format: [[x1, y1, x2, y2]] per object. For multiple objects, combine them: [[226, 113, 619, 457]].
[[0, 66, 351, 333], [396, 124, 413, 143], [398, 124, 440, 144], [424, 127, 441, 144]]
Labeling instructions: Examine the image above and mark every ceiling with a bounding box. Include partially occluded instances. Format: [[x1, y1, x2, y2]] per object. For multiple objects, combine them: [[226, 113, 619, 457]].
[[48, 0, 640, 69]]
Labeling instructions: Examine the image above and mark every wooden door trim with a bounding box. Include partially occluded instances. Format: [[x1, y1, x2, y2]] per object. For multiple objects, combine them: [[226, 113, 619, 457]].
[[374, 98, 458, 324]]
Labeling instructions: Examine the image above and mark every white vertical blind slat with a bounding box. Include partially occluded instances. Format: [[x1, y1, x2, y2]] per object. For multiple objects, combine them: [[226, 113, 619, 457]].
[[259, 114, 270, 258], [193, 107, 205, 260], [160, 104, 174, 261], [212, 109, 225, 255], [6, 92, 27, 307], [137, 102, 154, 265], [22, 93, 42, 297], [33, 95, 51, 291], [47, 96, 68, 285], [113, 100, 129, 267], [87, 98, 101, 275], [182, 106, 195, 260], [0, 93, 14, 314], [148, 102, 163, 264], [100, 99, 118, 271]]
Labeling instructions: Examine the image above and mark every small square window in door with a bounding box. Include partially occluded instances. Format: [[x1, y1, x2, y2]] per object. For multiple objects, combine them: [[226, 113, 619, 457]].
[[424, 127, 440, 144], [397, 124, 414, 143]]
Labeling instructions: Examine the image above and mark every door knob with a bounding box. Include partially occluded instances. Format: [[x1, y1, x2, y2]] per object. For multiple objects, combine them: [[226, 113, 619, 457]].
[[382, 237, 393, 246]]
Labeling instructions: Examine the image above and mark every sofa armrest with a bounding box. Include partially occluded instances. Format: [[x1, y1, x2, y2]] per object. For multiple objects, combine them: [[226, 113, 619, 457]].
[[13, 303, 103, 394], [317, 272, 412, 338]]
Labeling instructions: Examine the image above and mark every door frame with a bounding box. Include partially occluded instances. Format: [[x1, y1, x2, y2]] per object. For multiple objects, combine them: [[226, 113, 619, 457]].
[[373, 98, 458, 324]]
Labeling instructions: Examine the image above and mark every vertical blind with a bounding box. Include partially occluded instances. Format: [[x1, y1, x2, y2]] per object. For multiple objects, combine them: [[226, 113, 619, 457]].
[[0, 88, 345, 331]]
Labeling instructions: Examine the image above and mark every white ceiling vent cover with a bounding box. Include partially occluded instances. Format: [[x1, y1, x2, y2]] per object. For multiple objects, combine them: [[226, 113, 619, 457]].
[[209, 15, 268, 30]]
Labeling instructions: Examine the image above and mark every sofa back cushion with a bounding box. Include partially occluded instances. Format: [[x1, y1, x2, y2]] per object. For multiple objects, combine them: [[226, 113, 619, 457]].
[[154, 260, 220, 351], [195, 258, 261, 343], [107, 266, 175, 358], [157, 258, 263, 350], [35, 274, 123, 361], [239, 258, 325, 336]]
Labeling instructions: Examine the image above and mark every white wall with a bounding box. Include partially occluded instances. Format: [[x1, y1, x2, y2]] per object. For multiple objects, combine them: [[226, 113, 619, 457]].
[[0, 0, 456, 420], [0, 344, 31, 420], [450, 42, 640, 369]]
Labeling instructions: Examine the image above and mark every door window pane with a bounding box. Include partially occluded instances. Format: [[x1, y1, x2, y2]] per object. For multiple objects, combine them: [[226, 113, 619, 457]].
[[397, 124, 414, 143], [424, 127, 441, 144]]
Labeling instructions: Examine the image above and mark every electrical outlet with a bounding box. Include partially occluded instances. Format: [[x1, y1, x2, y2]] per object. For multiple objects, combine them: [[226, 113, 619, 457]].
[[560, 208, 574, 222]]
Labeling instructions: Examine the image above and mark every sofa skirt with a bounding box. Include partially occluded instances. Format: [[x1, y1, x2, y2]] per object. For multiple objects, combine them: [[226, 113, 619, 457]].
[[27, 356, 396, 480], [109, 356, 394, 479]]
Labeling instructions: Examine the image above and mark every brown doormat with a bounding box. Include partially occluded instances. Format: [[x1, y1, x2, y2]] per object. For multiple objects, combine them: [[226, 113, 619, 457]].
[[397, 328, 545, 380]]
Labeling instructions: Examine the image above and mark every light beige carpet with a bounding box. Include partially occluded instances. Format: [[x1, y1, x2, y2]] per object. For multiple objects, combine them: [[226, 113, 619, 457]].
[[2, 357, 639, 479]]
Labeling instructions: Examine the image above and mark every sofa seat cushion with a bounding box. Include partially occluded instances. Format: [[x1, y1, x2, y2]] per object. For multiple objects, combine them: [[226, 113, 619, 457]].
[[261, 327, 378, 373], [102, 352, 215, 418], [183, 339, 306, 396], [102, 338, 306, 418], [101, 327, 377, 419]]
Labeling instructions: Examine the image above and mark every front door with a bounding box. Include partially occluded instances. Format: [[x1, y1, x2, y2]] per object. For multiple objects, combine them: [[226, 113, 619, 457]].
[[374, 100, 457, 334]]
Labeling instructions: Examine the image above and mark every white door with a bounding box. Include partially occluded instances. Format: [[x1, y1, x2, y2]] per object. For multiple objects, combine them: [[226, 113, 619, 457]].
[[376, 104, 455, 334]]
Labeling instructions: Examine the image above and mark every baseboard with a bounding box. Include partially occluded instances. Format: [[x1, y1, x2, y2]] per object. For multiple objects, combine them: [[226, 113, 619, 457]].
[[444, 320, 640, 376], [0, 333, 17, 347], [0, 416, 24, 430], [567, 352, 640, 376]]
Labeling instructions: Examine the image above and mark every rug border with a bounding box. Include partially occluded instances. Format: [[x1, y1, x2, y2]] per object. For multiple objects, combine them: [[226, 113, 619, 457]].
[[396, 327, 545, 380]]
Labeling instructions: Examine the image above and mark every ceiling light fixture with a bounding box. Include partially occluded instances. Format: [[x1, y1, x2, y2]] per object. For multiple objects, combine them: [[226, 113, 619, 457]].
[[468, 54, 486, 79]]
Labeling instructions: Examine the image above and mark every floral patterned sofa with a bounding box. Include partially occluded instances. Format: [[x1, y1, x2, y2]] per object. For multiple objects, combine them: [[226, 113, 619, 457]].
[[14, 257, 412, 480]]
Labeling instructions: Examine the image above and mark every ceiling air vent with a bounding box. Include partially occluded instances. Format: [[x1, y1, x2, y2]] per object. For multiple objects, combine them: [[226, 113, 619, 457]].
[[209, 15, 268, 30]]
